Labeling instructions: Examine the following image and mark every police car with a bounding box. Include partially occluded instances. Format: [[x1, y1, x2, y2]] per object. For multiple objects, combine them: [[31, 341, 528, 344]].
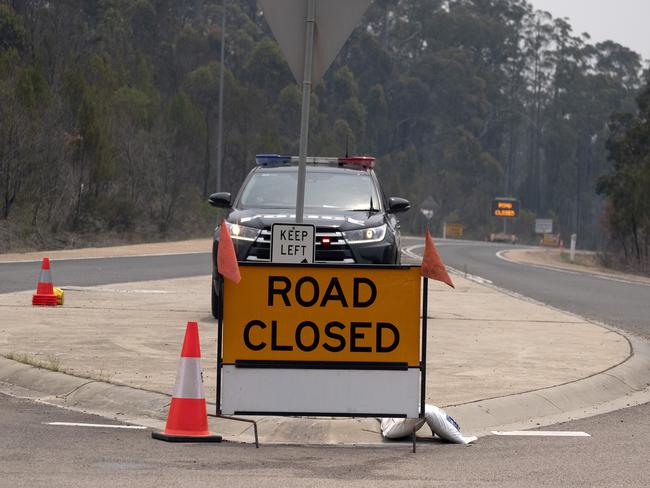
[[208, 154, 411, 318]]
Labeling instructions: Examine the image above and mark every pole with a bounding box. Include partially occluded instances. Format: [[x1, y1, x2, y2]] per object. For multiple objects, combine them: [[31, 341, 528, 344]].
[[295, 0, 316, 224], [216, 0, 226, 192]]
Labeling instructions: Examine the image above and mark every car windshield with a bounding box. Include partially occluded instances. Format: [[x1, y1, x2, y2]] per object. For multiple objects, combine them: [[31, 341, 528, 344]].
[[238, 170, 381, 210]]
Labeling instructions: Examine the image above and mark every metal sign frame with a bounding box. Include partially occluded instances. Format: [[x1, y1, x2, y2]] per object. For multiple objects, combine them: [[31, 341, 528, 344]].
[[216, 263, 428, 420]]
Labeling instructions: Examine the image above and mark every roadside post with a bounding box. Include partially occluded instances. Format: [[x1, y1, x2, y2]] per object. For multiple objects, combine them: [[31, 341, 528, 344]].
[[570, 233, 577, 262]]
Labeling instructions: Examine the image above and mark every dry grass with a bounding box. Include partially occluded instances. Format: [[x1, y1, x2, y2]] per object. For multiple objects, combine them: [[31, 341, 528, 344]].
[[4, 352, 62, 372]]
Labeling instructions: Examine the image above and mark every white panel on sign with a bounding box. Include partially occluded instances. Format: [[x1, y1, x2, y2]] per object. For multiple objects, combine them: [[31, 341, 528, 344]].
[[271, 223, 315, 263], [258, 0, 372, 85], [221, 366, 420, 417], [535, 219, 553, 234]]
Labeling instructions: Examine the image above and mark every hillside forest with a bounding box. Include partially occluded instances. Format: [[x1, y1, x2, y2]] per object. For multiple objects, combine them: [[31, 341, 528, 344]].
[[1, 0, 649, 269]]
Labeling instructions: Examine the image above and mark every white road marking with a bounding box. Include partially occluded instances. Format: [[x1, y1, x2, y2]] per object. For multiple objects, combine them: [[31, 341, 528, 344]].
[[45, 422, 147, 430], [492, 430, 591, 437], [60, 286, 170, 294], [403, 245, 493, 284]]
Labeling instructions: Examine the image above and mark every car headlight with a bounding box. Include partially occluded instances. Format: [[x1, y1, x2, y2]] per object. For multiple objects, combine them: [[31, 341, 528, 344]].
[[343, 224, 387, 244], [224, 222, 260, 241]]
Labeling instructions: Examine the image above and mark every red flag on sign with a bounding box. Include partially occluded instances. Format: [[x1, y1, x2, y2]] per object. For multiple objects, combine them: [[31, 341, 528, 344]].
[[421, 229, 454, 288], [217, 221, 241, 284]]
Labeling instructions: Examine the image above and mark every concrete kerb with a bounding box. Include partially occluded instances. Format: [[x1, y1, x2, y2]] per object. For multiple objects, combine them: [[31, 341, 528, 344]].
[[446, 330, 650, 436], [1, 316, 650, 446], [0, 356, 170, 430]]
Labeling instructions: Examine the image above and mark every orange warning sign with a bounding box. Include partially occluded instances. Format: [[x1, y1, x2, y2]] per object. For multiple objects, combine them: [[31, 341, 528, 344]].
[[222, 265, 421, 366]]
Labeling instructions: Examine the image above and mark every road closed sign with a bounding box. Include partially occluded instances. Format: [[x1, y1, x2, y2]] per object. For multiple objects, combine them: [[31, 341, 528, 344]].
[[219, 264, 424, 417], [271, 223, 315, 263]]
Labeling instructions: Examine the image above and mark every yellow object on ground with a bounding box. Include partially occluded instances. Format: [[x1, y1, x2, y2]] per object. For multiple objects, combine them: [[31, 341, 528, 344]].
[[53, 287, 64, 305]]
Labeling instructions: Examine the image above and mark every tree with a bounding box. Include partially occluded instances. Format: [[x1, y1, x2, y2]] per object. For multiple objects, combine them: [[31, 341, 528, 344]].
[[597, 76, 650, 267]]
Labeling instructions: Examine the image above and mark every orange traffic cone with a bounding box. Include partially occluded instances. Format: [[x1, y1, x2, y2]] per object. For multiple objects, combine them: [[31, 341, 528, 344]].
[[32, 258, 58, 306], [152, 321, 222, 442]]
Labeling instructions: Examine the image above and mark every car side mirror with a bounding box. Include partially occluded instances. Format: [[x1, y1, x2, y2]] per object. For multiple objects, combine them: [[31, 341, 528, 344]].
[[388, 197, 410, 213], [208, 192, 232, 208]]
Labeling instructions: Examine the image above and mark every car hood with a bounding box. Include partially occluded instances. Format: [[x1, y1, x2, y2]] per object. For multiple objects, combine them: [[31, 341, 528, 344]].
[[226, 208, 385, 231]]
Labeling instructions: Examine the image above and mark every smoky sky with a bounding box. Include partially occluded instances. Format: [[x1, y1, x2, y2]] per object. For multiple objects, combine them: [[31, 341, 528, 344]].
[[530, 0, 650, 62]]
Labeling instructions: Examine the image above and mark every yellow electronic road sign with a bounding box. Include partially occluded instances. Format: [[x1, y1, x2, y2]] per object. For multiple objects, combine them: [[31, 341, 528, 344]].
[[492, 197, 520, 218], [222, 265, 421, 366]]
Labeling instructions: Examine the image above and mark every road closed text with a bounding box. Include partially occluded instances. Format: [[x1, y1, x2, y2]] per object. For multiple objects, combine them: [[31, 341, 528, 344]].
[[243, 319, 400, 353], [222, 265, 422, 366]]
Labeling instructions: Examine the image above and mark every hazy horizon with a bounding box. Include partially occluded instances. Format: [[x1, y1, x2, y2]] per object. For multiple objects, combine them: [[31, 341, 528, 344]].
[[530, 0, 650, 62]]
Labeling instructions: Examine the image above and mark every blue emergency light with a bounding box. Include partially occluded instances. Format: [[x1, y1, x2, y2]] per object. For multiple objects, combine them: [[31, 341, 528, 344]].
[[255, 154, 291, 166]]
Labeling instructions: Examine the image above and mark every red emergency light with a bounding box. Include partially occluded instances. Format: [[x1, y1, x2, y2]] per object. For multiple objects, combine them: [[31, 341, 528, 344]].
[[338, 156, 375, 169]]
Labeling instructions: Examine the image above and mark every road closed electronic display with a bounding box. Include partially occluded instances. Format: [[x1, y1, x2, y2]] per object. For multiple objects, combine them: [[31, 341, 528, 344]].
[[492, 197, 520, 218], [218, 264, 424, 418]]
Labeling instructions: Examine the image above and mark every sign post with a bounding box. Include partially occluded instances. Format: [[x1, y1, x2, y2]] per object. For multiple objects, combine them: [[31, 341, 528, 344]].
[[257, 0, 372, 223], [419, 195, 437, 234], [295, 0, 315, 224]]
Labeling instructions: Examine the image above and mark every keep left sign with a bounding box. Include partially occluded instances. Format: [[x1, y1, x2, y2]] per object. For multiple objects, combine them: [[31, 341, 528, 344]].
[[271, 223, 315, 264]]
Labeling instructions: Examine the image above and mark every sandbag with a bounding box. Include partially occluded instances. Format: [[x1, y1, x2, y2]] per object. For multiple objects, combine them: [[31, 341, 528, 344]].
[[424, 404, 477, 444], [380, 417, 426, 439]]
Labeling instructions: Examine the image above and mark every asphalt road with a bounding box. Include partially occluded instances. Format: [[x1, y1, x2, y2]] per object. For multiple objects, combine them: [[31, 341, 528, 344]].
[[2, 393, 648, 487], [403, 237, 650, 340], [0, 252, 212, 294], [3, 237, 649, 339]]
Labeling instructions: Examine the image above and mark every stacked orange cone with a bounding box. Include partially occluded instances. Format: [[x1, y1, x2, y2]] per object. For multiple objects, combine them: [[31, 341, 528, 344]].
[[152, 321, 222, 442], [32, 258, 59, 306]]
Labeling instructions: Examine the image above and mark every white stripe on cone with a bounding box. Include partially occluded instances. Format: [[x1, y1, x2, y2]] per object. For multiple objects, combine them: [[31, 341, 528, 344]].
[[40, 268, 52, 282], [172, 357, 205, 399]]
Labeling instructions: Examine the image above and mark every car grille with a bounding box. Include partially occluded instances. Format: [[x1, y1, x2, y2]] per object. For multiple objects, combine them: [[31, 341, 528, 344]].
[[246, 227, 355, 263]]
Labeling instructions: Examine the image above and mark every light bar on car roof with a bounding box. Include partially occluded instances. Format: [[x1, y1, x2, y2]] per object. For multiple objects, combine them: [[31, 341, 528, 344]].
[[255, 154, 376, 169]]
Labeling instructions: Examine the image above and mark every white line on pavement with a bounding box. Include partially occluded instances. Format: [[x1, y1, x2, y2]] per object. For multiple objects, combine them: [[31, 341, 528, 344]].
[[403, 245, 493, 284], [45, 422, 147, 430], [492, 431, 591, 437], [60, 286, 171, 294]]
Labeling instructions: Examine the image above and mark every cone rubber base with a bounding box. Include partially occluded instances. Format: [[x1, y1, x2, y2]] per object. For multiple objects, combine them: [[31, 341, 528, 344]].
[[151, 431, 222, 443], [32, 294, 58, 306]]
